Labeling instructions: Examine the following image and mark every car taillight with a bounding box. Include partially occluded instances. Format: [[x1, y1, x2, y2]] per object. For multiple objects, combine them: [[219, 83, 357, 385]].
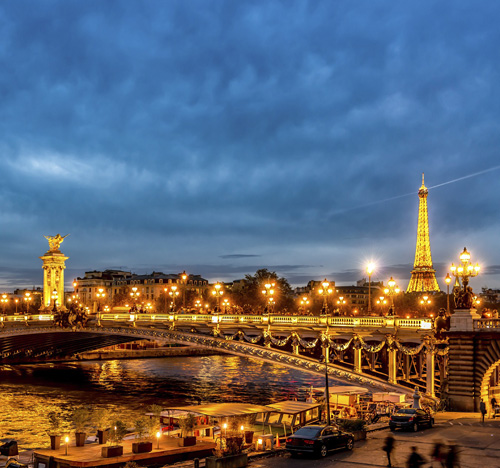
[[304, 440, 315, 445], [286, 438, 292, 443], [389, 416, 394, 421], [408, 417, 414, 422]]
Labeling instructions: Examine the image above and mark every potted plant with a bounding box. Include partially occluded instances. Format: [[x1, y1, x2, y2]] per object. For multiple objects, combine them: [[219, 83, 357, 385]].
[[132, 417, 153, 454], [177, 413, 197, 447], [337, 418, 367, 441], [92, 407, 111, 445], [102, 420, 127, 458], [206, 432, 248, 468], [47, 411, 62, 450], [72, 406, 91, 447]]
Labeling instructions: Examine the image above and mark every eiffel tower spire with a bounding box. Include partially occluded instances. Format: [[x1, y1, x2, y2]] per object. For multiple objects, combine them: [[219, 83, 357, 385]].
[[406, 173, 440, 293]]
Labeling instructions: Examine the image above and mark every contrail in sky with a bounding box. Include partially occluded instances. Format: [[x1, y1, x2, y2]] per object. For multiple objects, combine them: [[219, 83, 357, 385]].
[[427, 165, 500, 190], [328, 165, 500, 216]]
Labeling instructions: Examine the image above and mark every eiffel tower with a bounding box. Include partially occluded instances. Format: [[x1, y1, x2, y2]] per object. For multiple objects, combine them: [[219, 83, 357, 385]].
[[406, 174, 440, 293]]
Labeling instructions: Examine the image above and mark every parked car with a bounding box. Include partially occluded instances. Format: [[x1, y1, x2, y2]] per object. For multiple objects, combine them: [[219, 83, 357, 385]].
[[285, 424, 354, 458], [389, 408, 434, 432]]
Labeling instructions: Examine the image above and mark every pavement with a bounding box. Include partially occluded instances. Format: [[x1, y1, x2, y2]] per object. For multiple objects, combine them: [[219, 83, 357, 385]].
[[247, 412, 500, 468]]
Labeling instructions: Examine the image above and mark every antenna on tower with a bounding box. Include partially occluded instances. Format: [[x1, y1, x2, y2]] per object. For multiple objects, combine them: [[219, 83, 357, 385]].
[[422, 172, 425, 186]]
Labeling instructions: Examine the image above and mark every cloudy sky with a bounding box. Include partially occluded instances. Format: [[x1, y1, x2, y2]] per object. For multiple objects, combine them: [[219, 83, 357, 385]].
[[0, 1, 499, 291]]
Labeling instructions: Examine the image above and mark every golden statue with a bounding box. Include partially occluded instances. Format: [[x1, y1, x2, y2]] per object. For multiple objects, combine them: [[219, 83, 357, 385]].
[[44, 234, 69, 252]]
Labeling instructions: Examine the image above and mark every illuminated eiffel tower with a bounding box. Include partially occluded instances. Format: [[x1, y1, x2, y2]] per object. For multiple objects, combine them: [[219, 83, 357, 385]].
[[406, 174, 440, 293]]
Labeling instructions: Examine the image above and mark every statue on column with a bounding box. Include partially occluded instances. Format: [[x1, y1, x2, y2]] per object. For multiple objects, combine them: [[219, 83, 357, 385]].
[[44, 234, 69, 252]]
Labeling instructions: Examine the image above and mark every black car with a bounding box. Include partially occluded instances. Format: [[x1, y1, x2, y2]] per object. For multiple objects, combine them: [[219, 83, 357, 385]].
[[389, 408, 434, 432], [285, 425, 354, 458]]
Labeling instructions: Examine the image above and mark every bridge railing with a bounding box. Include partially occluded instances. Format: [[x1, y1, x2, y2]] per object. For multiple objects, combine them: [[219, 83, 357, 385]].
[[474, 318, 500, 330], [0, 312, 433, 330]]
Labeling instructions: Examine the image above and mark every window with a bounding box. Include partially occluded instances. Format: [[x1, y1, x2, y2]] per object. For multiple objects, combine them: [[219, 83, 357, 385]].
[[267, 413, 281, 424]]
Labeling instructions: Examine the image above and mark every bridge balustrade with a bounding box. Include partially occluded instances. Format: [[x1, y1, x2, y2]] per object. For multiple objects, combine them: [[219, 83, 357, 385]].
[[474, 318, 500, 330]]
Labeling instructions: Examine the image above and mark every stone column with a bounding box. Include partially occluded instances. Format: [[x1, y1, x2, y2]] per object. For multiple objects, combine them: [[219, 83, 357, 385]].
[[40, 251, 69, 310]]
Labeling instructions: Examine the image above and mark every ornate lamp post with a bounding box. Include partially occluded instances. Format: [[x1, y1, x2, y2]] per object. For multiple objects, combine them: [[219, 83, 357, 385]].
[[180, 271, 188, 309], [51, 289, 58, 312], [319, 354, 331, 425], [384, 277, 400, 315], [211, 282, 224, 313], [366, 263, 375, 313], [419, 295, 431, 316], [169, 285, 179, 311], [96, 288, 106, 312], [262, 282, 275, 313], [299, 296, 310, 314], [1, 294, 8, 316], [444, 273, 452, 315], [14, 298, 18, 315], [222, 298, 230, 314], [24, 292, 32, 314], [194, 299, 202, 312], [450, 247, 480, 309], [318, 279, 333, 315], [336, 296, 347, 316], [130, 287, 140, 311]]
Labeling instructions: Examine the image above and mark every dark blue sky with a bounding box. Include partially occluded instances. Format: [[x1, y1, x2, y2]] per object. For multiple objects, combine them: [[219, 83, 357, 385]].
[[0, 1, 499, 291]]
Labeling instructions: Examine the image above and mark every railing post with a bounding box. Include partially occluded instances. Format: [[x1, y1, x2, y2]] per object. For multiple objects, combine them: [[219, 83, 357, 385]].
[[388, 348, 397, 384], [322, 344, 330, 364]]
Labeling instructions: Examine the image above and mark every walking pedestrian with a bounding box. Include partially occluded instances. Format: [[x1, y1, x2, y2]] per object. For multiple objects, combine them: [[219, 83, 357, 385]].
[[407, 446, 425, 468], [383, 434, 395, 467], [445, 444, 458, 468], [480, 399, 487, 423], [431, 441, 445, 467]]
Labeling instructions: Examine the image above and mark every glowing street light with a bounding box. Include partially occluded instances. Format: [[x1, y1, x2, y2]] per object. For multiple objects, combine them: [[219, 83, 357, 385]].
[[318, 279, 333, 315], [222, 298, 230, 314], [1, 294, 8, 316], [450, 247, 480, 308], [212, 282, 224, 313], [24, 292, 33, 314], [383, 277, 400, 315], [96, 288, 106, 312], [419, 295, 432, 316], [169, 286, 179, 311], [366, 263, 375, 313], [180, 271, 188, 309], [262, 282, 275, 313], [336, 296, 347, 316], [299, 296, 310, 314]]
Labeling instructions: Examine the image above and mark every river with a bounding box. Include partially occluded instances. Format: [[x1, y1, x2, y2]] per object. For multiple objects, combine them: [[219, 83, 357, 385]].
[[0, 355, 328, 448]]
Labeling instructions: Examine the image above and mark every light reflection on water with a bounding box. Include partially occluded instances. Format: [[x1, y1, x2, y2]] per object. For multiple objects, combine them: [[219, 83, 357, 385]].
[[0, 355, 326, 448]]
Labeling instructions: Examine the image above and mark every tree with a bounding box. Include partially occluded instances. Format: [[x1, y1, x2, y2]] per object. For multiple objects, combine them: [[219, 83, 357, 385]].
[[231, 269, 295, 313]]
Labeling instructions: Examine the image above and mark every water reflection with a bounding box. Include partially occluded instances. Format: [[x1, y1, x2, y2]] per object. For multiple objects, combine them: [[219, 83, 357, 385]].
[[0, 355, 326, 448]]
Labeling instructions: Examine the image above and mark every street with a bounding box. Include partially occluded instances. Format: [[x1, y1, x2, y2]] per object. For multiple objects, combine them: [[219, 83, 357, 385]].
[[249, 413, 500, 468]]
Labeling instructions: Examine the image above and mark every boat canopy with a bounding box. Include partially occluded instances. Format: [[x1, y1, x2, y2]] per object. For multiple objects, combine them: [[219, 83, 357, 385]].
[[266, 401, 321, 414], [160, 403, 277, 418], [313, 386, 369, 395]]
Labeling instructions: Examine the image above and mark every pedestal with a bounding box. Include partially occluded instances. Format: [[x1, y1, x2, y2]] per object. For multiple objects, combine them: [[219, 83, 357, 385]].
[[449, 309, 480, 332]]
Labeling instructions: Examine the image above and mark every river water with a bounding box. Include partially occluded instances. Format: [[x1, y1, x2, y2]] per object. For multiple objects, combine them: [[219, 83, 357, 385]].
[[0, 355, 327, 448]]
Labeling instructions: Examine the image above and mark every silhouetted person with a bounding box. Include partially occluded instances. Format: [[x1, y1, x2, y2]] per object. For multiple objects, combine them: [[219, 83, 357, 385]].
[[383, 434, 395, 467], [445, 444, 458, 468], [407, 446, 425, 468], [480, 399, 487, 422], [431, 442, 445, 467]]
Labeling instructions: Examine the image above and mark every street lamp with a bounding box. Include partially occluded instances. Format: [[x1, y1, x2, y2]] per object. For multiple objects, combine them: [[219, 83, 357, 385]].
[[444, 273, 452, 315], [51, 289, 58, 312], [366, 263, 375, 313], [24, 292, 33, 314], [180, 271, 188, 309], [14, 298, 18, 315], [222, 298, 230, 314], [318, 279, 333, 315], [1, 294, 8, 316], [383, 277, 400, 315], [262, 282, 275, 313], [194, 299, 202, 312], [299, 296, 310, 314], [336, 296, 347, 316], [169, 286, 179, 311], [96, 288, 106, 312], [419, 295, 432, 316], [211, 282, 224, 313], [450, 247, 480, 308]]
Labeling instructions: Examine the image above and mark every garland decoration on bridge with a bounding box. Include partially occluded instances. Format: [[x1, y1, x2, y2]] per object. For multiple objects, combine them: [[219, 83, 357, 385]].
[[295, 334, 319, 349], [394, 341, 426, 355], [240, 331, 263, 344], [264, 331, 291, 346], [356, 335, 386, 353], [323, 337, 354, 352]]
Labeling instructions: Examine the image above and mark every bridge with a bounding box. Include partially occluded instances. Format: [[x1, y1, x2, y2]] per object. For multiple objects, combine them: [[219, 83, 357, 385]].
[[0, 312, 446, 398]]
